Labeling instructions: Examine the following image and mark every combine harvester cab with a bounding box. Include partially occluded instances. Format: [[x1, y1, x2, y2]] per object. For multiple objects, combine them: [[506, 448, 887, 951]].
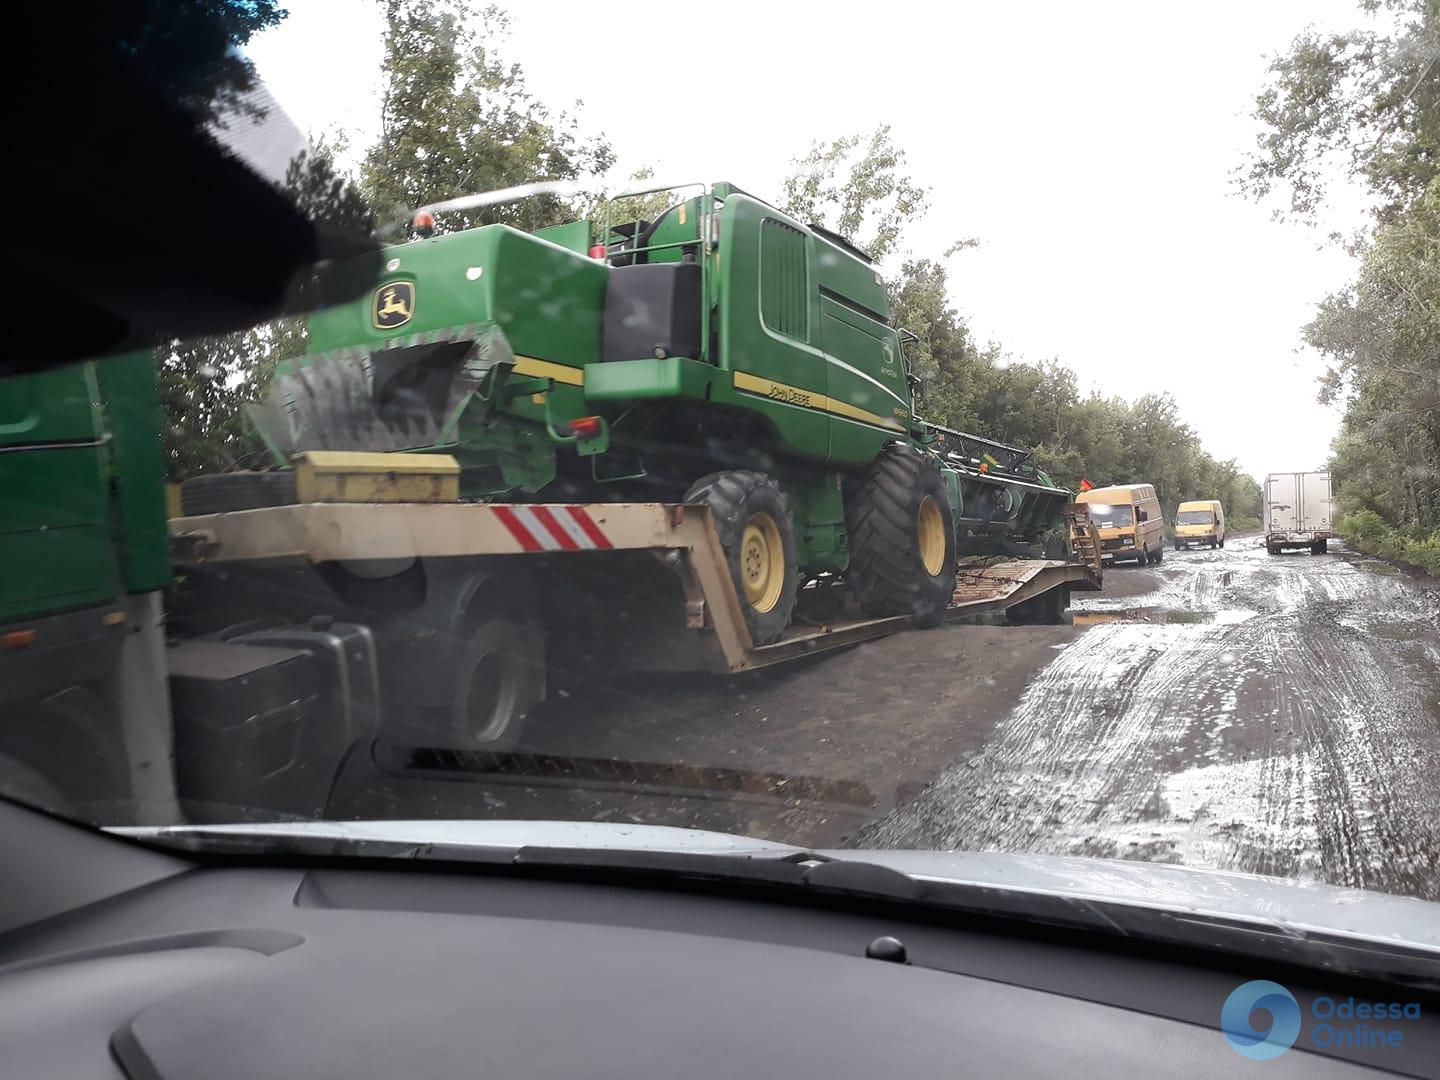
[[229, 181, 1079, 652]]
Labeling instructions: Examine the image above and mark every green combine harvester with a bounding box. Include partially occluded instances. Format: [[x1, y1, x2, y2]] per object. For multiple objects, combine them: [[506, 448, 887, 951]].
[[226, 181, 1070, 644]]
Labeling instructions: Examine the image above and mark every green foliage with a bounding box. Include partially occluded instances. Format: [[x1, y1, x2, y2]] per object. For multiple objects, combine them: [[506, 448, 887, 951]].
[[1308, 175, 1440, 529], [783, 129, 1263, 522], [1342, 508, 1391, 541], [1339, 510, 1440, 575], [1241, 0, 1440, 224], [579, 166, 676, 246], [284, 135, 375, 232], [1229, 515, 1263, 534], [1250, 1, 1440, 538], [361, 1, 614, 233], [901, 274, 1264, 520], [160, 4, 1264, 516], [159, 318, 305, 478], [117, 1, 319, 479], [115, 1, 287, 128], [159, 138, 364, 478], [781, 126, 929, 263], [162, 0, 626, 478]]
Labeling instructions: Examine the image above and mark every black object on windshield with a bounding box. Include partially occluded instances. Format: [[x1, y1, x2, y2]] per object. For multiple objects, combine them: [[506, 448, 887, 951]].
[[4, 2, 380, 374]]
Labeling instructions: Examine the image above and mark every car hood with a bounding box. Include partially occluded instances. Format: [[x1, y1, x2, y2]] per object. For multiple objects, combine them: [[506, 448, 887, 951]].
[[116, 819, 1440, 953]]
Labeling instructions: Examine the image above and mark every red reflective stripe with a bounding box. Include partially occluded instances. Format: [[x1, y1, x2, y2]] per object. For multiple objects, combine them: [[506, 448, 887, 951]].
[[568, 506, 613, 549], [529, 505, 580, 551], [491, 505, 542, 552]]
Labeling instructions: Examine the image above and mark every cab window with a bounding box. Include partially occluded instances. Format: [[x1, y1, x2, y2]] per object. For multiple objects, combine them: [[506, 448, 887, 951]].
[[1087, 503, 1134, 528]]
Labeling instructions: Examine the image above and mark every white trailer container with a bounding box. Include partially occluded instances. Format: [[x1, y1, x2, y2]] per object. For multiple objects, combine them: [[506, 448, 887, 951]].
[[1264, 471, 1335, 554]]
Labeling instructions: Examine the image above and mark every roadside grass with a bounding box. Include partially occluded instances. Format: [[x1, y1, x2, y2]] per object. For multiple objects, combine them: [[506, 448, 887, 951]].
[[1360, 559, 1401, 576], [1339, 510, 1440, 578], [1228, 514, 1262, 534]]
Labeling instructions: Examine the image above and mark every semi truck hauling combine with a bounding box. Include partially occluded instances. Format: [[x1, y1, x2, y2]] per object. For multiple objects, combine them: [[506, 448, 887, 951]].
[[1, 181, 1097, 824], [235, 182, 1073, 635]]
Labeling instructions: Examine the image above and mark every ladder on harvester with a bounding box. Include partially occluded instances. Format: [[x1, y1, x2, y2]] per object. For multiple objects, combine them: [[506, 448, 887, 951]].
[[1065, 503, 1102, 574]]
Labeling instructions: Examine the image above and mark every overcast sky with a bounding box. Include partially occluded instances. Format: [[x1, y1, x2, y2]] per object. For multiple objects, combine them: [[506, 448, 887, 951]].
[[248, 0, 1379, 481]]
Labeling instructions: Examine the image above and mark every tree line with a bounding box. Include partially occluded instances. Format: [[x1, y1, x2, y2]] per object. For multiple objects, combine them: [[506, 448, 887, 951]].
[[777, 131, 1263, 526], [1244, 0, 1440, 571], [164, 0, 1263, 528]]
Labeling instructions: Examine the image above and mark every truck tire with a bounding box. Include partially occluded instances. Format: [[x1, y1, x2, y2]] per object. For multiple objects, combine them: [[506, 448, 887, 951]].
[[180, 471, 297, 514], [450, 616, 538, 750], [846, 446, 957, 627], [685, 471, 799, 645], [1135, 547, 1148, 566], [1152, 544, 1163, 564]]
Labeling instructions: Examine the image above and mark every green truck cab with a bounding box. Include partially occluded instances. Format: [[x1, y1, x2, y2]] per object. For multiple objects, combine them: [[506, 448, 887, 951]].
[[0, 354, 173, 815]]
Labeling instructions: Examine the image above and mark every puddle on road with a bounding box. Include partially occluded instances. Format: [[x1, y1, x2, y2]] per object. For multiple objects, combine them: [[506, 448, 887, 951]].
[[862, 540, 1440, 898], [1073, 606, 1251, 626]]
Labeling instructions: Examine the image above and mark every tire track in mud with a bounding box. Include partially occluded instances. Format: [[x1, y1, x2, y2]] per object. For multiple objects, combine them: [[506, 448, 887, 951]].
[[857, 544, 1440, 899]]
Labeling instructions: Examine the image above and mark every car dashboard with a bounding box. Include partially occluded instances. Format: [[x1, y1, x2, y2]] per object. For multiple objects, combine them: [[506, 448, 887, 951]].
[[0, 801, 1432, 1079]]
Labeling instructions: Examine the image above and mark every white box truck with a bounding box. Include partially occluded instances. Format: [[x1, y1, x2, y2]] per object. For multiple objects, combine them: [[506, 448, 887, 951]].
[[1264, 471, 1335, 554]]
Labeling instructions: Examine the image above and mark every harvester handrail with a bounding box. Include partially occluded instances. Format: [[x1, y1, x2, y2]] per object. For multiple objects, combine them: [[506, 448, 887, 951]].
[[607, 179, 709, 202], [601, 181, 715, 363], [412, 180, 585, 219]]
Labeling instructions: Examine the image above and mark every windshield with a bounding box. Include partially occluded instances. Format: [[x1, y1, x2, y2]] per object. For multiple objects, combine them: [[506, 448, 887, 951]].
[[8, 0, 1440, 967], [1086, 503, 1134, 528]]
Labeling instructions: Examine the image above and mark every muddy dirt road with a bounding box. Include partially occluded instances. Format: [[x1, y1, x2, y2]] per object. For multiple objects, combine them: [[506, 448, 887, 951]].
[[862, 540, 1440, 899], [336, 538, 1440, 899]]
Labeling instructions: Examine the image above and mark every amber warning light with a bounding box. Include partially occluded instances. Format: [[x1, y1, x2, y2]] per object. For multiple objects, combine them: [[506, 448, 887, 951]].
[[565, 416, 603, 439]]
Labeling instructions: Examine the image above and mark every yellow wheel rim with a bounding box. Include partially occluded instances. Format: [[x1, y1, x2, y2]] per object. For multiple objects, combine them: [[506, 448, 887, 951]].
[[740, 511, 785, 614], [917, 496, 947, 577]]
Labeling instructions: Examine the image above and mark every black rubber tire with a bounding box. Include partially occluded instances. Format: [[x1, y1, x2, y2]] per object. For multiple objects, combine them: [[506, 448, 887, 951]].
[[1135, 546, 1148, 567], [1151, 544, 1163, 564], [1174, 540, 1182, 551], [1043, 531, 1071, 561], [685, 471, 799, 645], [1210, 538, 1217, 549], [181, 471, 297, 514], [1317, 539, 1328, 554], [449, 616, 538, 751], [1219, 536, 1225, 548], [846, 446, 957, 627]]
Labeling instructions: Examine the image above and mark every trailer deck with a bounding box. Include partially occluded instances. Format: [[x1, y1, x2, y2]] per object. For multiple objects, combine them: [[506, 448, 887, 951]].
[[171, 500, 1101, 674]]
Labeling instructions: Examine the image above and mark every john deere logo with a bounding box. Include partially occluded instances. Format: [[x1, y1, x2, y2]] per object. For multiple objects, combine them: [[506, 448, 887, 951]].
[[372, 282, 415, 329]]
